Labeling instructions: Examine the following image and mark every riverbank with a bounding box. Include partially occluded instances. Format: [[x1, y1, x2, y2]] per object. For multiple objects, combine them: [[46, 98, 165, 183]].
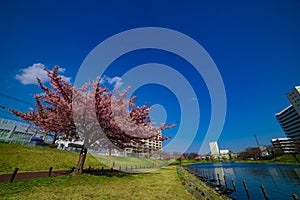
[[171, 153, 300, 166], [235, 154, 300, 165], [236, 160, 300, 166], [177, 166, 230, 200]]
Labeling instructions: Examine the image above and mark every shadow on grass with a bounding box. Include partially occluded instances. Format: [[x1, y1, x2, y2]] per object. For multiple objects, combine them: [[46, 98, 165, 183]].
[[83, 168, 153, 178]]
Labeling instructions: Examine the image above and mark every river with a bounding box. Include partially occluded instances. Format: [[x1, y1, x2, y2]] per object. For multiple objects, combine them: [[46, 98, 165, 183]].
[[189, 162, 300, 199]]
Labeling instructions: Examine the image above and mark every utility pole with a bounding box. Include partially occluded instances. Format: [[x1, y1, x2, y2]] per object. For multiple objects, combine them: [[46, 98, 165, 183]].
[[255, 134, 268, 158], [255, 134, 261, 147]]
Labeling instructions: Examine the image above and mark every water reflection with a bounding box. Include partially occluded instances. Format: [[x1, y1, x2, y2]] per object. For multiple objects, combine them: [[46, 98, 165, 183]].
[[191, 162, 300, 200], [214, 167, 224, 181]]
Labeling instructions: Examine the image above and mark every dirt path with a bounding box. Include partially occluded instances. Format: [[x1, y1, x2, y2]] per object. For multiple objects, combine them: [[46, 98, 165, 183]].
[[0, 168, 133, 183], [0, 169, 71, 182]]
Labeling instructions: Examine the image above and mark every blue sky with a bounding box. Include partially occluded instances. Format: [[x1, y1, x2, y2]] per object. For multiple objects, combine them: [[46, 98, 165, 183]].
[[0, 1, 300, 153]]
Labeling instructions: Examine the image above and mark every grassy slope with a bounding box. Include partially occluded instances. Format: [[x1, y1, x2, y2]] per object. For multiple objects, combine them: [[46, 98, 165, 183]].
[[92, 154, 171, 168], [0, 166, 194, 200], [272, 154, 300, 164], [236, 154, 300, 165], [0, 143, 106, 174], [0, 143, 172, 174]]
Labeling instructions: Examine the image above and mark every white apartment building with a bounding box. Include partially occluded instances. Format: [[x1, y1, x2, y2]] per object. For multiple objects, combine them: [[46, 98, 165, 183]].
[[271, 137, 296, 154], [287, 86, 300, 115], [125, 130, 163, 158], [276, 86, 300, 153]]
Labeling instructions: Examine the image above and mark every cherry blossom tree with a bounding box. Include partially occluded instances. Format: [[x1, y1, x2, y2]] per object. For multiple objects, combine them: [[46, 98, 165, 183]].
[[10, 66, 175, 173], [11, 66, 75, 145]]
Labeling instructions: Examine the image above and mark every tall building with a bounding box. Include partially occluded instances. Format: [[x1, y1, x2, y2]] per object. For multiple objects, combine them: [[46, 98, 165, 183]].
[[286, 86, 300, 115], [209, 141, 219, 155], [276, 105, 300, 139], [271, 138, 296, 154], [275, 86, 300, 153]]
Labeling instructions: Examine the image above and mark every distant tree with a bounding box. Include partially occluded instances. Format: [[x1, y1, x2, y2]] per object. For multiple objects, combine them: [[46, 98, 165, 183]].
[[194, 156, 201, 161], [238, 147, 261, 160], [10, 66, 175, 174], [274, 149, 284, 157], [176, 156, 184, 164], [205, 156, 211, 161], [172, 152, 182, 160], [161, 151, 172, 160], [183, 152, 199, 160]]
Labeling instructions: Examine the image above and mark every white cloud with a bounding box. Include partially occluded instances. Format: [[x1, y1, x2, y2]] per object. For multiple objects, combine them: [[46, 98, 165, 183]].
[[60, 75, 71, 83], [16, 63, 48, 85], [101, 76, 123, 88], [58, 68, 66, 73], [16, 63, 71, 85], [108, 76, 123, 88]]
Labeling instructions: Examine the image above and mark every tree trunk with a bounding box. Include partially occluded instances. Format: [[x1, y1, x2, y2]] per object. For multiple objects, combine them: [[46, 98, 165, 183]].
[[51, 133, 58, 144], [73, 146, 87, 175], [49, 133, 58, 148]]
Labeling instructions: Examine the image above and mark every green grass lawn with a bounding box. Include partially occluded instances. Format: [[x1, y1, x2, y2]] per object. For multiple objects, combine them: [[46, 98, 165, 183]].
[[0, 143, 196, 199], [0, 143, 106, 174], [0, 143, 235, 199], [0, 166, 195, 200], [170, 159, 208, 165]]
